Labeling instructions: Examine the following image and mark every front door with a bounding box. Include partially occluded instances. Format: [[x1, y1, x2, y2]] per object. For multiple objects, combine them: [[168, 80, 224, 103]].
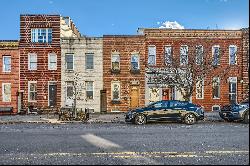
[[49, 83, 57, 107], [162, 89, 170, 100], [130, 86, 139, 108], [100, 90, 107, 112]]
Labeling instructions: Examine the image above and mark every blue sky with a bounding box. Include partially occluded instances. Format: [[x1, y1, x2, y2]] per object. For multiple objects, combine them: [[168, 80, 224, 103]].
[[0, 0, 249, 39]]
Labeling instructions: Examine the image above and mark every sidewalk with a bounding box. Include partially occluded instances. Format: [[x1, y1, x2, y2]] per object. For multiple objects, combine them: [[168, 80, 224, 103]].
[[0, 112, 223, 124]]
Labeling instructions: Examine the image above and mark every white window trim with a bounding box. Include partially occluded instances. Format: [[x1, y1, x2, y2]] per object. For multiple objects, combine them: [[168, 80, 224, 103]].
[[85, 53, 94, 70], [111, 53, 120, 70], [131, 53, 140, 70], [65, 53, 74, 71], [229, 45, 237, 65], [31, 28, 52, 43], [195, 45, 204, 65], [212, 45, 220, 66], [180, 45, 189, 65], [48, 81, 57, 106], [213, 77, 220, 99], [148, 45, 156, 66], [85, 81, 94, 100], [28, 81, 37, 102], [2, 83, 11, 102], [229, 77, 237, 102], [28, 53, 37, 71], [111, 81, 120, 101], [2, 56, 11, 72], [212, 105, 221, 112], [66, 81, 74, 99], [48, 53, 57, 70], [196, 79, 204, 99], [164, 45, 172, 65]]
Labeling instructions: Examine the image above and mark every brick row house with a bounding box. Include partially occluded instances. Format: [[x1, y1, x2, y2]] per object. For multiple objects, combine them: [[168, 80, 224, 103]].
[[61, 36, 103, 113], [141, 28, 249, 111], [19, 15, 62, 112], [103, 36, 146, 112], [0, 41, 19, 114]]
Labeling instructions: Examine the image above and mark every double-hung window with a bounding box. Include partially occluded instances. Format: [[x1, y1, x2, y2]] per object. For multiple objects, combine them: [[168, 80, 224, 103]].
[[229, 45, 237, 65], [66, 82, 74, 98], [2, 56, 11, 72], [229, 77, 237, 103], [28, 81, 37, 102], [65, 54, 74, 70], [212, 45, 220, 66], [131, 54, 139, 70], [148, 46, 156, 66], [212, 77, 220, 99], [164, 46, 172, 65], [196, 78, 204, 99], [111, 82, 120, 101], [86, 81, 94, 99], [48, 53, 57, 70], [111, 54, 120, 70], [195, 45, 204, 65], [86, 53, 94, 69], [2, 83, 11, 102], [31, 28, 52, 43], [28, 53, 37, 70], [180, 46, 188, 65]]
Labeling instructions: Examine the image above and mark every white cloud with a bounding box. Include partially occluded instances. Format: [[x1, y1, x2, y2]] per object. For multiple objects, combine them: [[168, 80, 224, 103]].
[[49, 0, 53, 4], [158, 21, 184, 29]]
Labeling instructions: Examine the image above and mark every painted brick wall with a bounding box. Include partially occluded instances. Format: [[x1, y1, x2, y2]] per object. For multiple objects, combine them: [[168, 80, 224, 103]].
[[61, 37, 103, 112], [19, 15, 61, 110], [143, 29, 245, 111], [103, 35, 145, 112], [0, 41, 19, 114]]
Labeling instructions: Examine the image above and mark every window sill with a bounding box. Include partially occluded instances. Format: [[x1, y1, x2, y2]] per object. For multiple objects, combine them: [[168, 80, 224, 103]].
[[110, 69, 121, 74], [111, 100, 121, 104], [213, 98, 220, 100], [130, 69, 140, 74], [65, 70, 74, 73]]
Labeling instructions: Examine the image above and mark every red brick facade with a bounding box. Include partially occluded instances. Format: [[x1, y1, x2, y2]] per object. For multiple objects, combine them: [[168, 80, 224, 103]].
[[142, 28, 248, 111], [103, 36, 145, 112], [0, 41, 19, 114], [19, 15, 61, 111]]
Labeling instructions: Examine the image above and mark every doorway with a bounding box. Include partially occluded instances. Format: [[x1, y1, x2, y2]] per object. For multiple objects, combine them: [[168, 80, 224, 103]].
[[48, 82, 57, 107], [162, 88, 170, 100], [130, 86, 139, 108]]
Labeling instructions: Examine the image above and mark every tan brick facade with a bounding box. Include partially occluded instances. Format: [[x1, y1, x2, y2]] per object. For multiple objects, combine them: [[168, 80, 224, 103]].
[[103, 36, 145, 112], [0, 41, 19, 114]]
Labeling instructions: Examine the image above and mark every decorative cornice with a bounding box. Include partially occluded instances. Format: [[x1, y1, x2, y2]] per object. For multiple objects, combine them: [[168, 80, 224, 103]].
[[0, 41, 19, 49]]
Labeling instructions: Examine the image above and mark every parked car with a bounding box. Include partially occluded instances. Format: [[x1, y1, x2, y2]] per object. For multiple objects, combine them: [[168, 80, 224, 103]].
[[125, 100, 204, 125], [219, 99, 249, 123]]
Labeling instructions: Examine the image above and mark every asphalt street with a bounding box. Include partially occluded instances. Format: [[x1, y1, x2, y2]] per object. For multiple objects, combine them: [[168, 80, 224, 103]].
[[0, 121, 249, 165]]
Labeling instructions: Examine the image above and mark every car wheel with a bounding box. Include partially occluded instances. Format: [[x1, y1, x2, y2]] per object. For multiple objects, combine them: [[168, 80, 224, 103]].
[[134, 114, 147, 125], [183, 113, 197, 125], [243, 111, 249, 124]]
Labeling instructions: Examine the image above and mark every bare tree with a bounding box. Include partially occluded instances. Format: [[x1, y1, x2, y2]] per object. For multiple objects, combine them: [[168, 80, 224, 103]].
[[146, 44, 237, 101]]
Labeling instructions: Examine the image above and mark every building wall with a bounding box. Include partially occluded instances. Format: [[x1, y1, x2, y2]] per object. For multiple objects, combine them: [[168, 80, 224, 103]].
[[19, 15, 61, 110], [241, 28, 249, 100], [61, 37, 103, 113], [142, 29, 244, 111], [103, 36, 145, 112], [0, 41, 19, 114]]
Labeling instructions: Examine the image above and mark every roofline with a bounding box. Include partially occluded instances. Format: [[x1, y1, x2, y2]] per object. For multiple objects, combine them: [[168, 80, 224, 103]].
[[138, 27, 247, 32], [20, 14, 61, 17]]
